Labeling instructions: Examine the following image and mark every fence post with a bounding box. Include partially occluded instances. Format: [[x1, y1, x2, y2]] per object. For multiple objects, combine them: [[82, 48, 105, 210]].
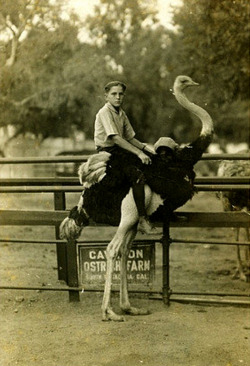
[[66, 239, 80, 302], [162, 221, 171, 305], [54, 191, 67, 282]]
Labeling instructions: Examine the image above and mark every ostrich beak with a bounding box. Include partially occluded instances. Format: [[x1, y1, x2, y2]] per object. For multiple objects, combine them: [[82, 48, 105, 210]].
[[190, 80, 199, 86]]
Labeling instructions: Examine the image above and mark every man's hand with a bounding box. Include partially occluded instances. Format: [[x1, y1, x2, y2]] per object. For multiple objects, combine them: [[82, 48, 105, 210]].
[[144, 145, 157, 155], [138, 152, 152, 164]]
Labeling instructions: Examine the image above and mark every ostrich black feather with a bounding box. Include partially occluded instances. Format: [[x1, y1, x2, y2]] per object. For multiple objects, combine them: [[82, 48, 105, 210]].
[[82, 134, 212, 226]]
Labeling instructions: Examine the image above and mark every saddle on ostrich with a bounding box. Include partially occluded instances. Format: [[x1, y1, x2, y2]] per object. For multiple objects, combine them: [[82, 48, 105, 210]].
[[60, 75, 214, 321]]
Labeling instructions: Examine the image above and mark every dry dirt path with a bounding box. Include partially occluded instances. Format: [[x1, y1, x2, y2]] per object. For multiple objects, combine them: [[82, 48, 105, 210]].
[[0, 193, 249, 366]]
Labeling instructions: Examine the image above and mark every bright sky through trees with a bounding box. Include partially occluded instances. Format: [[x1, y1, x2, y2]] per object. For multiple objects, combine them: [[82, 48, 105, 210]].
[[67, 0, 182, 28]]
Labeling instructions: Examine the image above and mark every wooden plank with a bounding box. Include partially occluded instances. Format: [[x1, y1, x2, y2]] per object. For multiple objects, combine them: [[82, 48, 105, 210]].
[[0, 177, 249, 185], [0, 178, 79, 186], [0, 153, 249, 164], [0, 210, 249, 227], [0, 210, 67, 225], [195, 177, 250, 184], [195, 185, 250, 191], [200, 153, 250, 160], [0, 156, 90, 164], [170, 211, 250, 227], [0, 184, 249, 193], [0, 186, 83, 192]]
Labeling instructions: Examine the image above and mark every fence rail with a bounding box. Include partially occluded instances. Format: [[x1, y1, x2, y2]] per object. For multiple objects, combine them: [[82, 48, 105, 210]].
[[0, 210, 249, 227], [0, 153, 249, 305], [1, 177, 250, 185], [0, 152, 249, 164]]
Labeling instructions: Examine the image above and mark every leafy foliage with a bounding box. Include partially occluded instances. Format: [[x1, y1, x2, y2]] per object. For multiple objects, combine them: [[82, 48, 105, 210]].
[[0, 0, 249, 145], [171, 0, 250, 142]]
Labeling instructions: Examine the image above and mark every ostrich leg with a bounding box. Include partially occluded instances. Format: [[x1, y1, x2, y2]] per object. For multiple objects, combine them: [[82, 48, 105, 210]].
[[102, 232, 125, 321], [102, 190, 140, 321], [246, 228, 250, 256], [233, 228, 247, 281], [119, 226, 150, 315], [119, 226, 136, 313]]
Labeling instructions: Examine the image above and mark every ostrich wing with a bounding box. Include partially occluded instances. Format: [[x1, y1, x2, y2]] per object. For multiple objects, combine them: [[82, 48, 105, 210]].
[[176, 134, 213, 165], [82, 149, 198, 226]]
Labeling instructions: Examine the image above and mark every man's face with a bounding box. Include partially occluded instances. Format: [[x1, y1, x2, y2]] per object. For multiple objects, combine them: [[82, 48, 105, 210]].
[[105, 85, 125, 108]]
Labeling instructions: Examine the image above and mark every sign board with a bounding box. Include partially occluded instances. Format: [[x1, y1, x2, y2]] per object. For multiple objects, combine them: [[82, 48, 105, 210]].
[[79, 242, 155, 289]]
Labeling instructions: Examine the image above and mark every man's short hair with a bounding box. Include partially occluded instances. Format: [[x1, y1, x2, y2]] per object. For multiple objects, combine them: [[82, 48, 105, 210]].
[[104, 81, 127, 92]]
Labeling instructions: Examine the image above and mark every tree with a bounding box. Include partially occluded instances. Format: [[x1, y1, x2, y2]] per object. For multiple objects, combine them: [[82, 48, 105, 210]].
[[0, 20, 80, 137], [84, 0, 182, 142], [0, 0, 64, 67], [170, 0, 250, 142], [85, 0, 158, 55], [0, 1, 89, 140], [3, 0, 247, 145]]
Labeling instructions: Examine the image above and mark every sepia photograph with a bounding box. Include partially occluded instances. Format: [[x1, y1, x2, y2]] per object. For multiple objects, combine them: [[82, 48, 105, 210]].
[[0, 1, 249, 365]]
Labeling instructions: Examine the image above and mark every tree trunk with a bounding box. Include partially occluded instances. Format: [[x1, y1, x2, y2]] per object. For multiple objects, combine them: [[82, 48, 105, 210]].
[[5, 36, 18, 67]]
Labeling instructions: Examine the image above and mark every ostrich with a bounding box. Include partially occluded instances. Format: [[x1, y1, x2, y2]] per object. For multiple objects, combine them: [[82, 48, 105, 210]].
[[60, 75, 214, 321], [217, 153, 250, 281]]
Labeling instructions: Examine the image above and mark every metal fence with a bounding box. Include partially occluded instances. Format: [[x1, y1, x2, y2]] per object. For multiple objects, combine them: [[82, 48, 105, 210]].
[[0, 153, 249, 305]]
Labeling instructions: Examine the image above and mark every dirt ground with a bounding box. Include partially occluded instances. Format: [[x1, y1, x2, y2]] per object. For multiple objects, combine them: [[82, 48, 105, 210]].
[[0, 192, 250, 366]]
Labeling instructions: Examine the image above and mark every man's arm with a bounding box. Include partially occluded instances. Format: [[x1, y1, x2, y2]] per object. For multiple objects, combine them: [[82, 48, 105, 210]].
[[111, 135, 152, 164], [129, 137, 156, 155]]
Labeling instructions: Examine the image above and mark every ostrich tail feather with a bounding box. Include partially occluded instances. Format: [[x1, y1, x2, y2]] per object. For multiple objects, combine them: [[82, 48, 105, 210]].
[[84, 167, 107, 182], [59, 217, 83, 240], [60, 205, 89, 240], [78, 152, 111, 185]]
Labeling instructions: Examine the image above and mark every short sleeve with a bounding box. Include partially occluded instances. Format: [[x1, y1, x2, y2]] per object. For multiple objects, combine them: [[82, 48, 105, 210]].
[[98, 108, 119, 137]]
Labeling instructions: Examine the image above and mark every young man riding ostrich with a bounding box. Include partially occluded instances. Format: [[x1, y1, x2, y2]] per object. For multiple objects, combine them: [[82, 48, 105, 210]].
[[60, 75, 214, 321], [94, 80, 157, 234]]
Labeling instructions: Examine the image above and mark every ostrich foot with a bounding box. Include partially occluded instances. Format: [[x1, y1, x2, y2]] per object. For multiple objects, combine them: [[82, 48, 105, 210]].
[[232, 269, 248, 282], [121, 306, 150, 316], [239, 272, 248, 282], [102, 308, 125, 322]]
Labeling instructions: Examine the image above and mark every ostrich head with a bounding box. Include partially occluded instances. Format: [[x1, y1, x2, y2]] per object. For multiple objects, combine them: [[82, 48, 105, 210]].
[[173, 75, 199, 91]]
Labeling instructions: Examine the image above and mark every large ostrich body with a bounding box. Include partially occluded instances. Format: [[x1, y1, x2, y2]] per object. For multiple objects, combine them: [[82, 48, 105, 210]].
[[60, 76, 214, 321], [217, 154, 250, 281], [83, 134, 211, 226]]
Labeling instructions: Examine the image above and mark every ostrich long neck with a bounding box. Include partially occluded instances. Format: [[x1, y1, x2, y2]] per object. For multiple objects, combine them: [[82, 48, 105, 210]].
[[174, 88, 214, 136]]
